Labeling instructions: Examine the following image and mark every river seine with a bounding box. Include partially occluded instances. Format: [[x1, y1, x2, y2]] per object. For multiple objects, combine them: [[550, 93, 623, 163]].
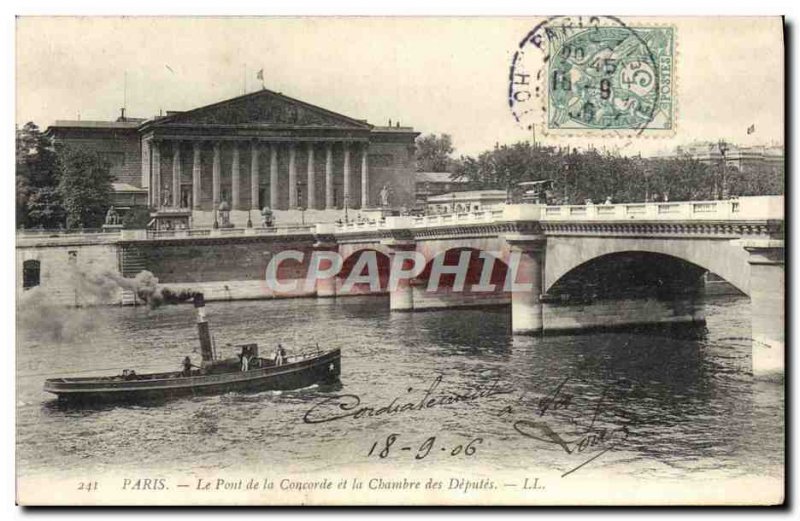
[[17, 294, 783, 485]]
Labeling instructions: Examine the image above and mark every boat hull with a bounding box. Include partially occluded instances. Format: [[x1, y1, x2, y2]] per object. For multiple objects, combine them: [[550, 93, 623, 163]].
[[44, 349, 341, 404]]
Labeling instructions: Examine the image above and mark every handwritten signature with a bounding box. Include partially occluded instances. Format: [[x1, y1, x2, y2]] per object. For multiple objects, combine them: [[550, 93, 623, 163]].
[[303, 375, 513, 424], [510, 377, 633, 478]]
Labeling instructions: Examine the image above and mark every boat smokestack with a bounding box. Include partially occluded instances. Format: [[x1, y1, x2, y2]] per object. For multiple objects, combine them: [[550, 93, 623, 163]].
[[193, 293, 214, 362]]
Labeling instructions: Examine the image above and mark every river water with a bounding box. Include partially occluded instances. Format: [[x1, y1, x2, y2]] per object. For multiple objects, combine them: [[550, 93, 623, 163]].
[[16, 294, 783, 490]]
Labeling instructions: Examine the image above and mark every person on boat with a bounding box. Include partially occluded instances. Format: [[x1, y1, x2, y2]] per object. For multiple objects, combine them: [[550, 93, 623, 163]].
[[121, 369, 138, 380], [182, 356, 193, 377], [240, 346, 251, 372], [275, 344, 287, 366]]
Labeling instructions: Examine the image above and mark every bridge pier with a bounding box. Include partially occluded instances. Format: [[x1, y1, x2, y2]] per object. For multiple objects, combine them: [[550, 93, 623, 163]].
[[312, 241, 339, 298], [745, 241, 785, 379], [506, 236, 545, 334], [315, 271, 337, 298], [385, 241, 417, 311]]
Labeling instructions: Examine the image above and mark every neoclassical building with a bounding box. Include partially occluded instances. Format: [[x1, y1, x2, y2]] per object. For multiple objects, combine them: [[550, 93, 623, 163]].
[[47, 89, 418, 226]]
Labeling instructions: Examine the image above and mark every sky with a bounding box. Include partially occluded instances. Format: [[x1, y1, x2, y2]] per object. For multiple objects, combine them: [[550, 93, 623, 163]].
[[15, 16, 784, 157]]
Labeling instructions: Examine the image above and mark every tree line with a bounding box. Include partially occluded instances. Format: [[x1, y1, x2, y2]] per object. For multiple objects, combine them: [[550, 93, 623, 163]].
[[415, 134, 784, 204], [16, 122, 120, 230]]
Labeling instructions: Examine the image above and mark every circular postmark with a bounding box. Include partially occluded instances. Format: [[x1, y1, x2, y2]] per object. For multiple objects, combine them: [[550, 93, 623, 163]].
[[509, 16, 674, 135]]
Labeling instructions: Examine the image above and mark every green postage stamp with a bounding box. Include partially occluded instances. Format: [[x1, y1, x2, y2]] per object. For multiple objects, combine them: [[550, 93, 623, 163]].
[[548, 26, 675, 132], [509, 17, 676, 136]]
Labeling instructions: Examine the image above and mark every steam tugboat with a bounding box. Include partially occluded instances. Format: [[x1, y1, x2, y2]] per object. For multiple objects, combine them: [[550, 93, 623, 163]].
[[44, 294, 341, 403]]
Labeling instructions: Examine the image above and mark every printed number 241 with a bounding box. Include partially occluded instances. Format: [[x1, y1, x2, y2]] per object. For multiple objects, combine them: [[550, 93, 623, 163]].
[[78, 481, 98, 492]]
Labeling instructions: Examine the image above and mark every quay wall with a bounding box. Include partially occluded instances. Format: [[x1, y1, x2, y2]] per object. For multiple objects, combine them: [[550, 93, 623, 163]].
[[16, 233, 324, 306], [16, 239, 122, 306]]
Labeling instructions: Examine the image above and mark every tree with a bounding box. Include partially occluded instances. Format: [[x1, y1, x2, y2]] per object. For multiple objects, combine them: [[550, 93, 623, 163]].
[[57, 146, 114, 229], [26, 186, 66, 229], [450, 142, 723, 204], [452, 143, 567, 196], [727, 162, 784, 197], [415, 134, 455, 172], [645, 157, 714, 201], [16, 122, 61, 227]]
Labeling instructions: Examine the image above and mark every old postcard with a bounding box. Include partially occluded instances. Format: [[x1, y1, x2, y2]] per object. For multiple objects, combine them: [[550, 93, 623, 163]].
[[15, 15, 785, 506]]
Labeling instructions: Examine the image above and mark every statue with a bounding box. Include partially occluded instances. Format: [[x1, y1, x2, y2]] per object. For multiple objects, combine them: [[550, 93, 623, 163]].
[[161, 186, 171, 207], [104, 205, 120, 226], [379, 184, 391, 208], [218, 200, 231, 228], [261, 206, 274, 228]]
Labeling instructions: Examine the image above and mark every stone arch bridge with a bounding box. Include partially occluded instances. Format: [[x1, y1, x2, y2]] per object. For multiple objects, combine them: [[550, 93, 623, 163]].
[[316, 196, 784, 376]]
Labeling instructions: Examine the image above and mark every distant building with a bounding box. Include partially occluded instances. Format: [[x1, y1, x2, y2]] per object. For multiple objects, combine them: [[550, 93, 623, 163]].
[[415, 171, 469, 208], [426, 189, 507, 214], [46, 89, 419, 227], [657, 142, 784, 175]]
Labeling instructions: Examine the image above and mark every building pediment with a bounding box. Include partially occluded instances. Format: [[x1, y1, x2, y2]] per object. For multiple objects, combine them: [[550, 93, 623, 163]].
[[144, 89, 372, 130]]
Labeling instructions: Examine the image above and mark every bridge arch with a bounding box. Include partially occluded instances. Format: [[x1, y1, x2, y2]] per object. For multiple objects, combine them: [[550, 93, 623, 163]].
[[546, 251, 724, 303], [336, 248, 391, 295], [410, 247, 511, 310], [543, 237, 752, 297], [416, 247, 510, 289]]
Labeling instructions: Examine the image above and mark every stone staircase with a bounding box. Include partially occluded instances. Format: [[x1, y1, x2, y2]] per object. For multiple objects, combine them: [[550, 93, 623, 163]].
[[120, 244, 147, 277], [118, 244, 147, 306]]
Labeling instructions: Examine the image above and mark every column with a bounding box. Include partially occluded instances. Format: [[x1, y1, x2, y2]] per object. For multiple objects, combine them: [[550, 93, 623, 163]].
[[192, 142, 202, 210], [171, 141, 181, 208], [212, 142, 221, 206], [506, 239, 545, 334], [307, 143, 316, 210], [250, 142, 260, 210], [746, 242, 785, 378], [141, 139, 150, 190], [325, 144, 334, 209], [288, 144, 297, 209], [151, 141, 161, 208], [361, 144, 369, 208], [269, 144, 278, 209], [231, 143, 240, 209], [343, 143, 351, 209]]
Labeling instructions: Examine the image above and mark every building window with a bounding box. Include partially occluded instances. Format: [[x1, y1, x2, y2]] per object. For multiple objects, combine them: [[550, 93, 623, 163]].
[[23, 260, 40, 290]]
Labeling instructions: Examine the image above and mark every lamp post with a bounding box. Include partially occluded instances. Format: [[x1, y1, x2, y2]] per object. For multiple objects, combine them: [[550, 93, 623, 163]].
[[718, 140, 729, 200]]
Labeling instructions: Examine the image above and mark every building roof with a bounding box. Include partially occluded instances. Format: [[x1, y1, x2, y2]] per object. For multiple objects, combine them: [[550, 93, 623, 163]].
[[140, 88, 375, 131], [415, 171, 467, 184], [46, 90, 419, 137], [49, 120, 142, 130]]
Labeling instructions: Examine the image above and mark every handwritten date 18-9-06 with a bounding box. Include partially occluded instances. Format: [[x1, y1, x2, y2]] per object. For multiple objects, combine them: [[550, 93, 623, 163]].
[[368, 434, 484, 460]]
